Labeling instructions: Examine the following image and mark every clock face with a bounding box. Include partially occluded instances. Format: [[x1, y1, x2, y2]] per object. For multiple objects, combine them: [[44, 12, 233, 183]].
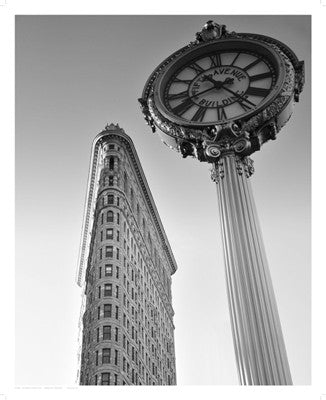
[[159, 48, 279, 125]]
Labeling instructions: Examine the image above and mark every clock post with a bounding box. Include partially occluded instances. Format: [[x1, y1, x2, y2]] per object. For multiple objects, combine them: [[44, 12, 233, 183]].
[[139, 20, 304, 385]]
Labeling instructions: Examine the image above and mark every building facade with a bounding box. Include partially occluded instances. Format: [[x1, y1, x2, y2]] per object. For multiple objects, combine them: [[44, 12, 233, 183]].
[[77, 123, 177, 385]]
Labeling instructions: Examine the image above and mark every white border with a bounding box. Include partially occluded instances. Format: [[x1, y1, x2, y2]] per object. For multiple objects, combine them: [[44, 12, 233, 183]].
[[3, 1, 324, 399]]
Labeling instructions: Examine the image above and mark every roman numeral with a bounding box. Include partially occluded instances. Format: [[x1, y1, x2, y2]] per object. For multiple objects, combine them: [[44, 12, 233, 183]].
[[246, 86, 270, 97], [188, 62, 204, 74], [167, 90, 189, 101], [209, 54, 221, 67], [172, 98, 194, 116], [217, 107, 227, 121], [191, 106, 207, 122], [238, 101, 253, 111], [243, 57, 262, 71], [174, 78, 193, 84], [249, 72, 272, 82], [230, 52, 240, 66]]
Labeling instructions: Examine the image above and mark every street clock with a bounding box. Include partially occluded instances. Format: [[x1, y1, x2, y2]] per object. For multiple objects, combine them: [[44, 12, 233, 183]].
[[139, 21, 304, 163]]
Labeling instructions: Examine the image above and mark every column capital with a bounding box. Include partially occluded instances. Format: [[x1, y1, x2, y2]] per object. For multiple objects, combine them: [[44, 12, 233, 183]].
[[211, 154, 255, 183]]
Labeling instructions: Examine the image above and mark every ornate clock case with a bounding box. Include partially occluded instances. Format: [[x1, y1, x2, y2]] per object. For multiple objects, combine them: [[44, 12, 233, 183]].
[[139, 21, 304, 163]]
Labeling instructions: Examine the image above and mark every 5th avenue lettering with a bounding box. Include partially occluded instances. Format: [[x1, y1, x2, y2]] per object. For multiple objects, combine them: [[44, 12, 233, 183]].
[[212, 67, 246, 81]]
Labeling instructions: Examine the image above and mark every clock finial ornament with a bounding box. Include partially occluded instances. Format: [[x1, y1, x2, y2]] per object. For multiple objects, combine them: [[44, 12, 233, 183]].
[[195, 20, 227, 42]]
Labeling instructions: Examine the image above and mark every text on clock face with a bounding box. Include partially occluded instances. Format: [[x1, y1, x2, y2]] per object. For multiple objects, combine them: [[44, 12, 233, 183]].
[[164, 51, 277, 123]]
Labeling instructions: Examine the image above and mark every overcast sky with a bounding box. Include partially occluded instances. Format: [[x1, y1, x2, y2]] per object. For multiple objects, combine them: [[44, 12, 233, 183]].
[[15, 15, 310, 386]]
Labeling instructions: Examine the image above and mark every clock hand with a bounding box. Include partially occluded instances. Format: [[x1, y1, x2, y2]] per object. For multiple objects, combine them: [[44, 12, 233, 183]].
[[186, 76, 234, 101], [220, 85, 256, 107], [179, 76, 235, 103], [202, 75, 234, 89], [187, 85, 217, 100]]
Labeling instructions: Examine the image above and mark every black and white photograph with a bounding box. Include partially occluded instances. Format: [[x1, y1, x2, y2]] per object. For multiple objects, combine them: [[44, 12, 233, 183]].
[[1, 2, 324, 400], [15, 14, 310, 387]]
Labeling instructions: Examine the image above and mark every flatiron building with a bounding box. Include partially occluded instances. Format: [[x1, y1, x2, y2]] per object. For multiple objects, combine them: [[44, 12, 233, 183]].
[[76, 123, 177, 385]]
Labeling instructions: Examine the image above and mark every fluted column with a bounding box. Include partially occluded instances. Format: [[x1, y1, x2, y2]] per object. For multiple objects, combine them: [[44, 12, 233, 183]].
[[212, 153, 292, 385]]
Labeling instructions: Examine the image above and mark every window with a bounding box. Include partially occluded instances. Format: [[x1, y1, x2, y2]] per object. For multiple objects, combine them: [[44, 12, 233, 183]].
[[116, 266, 119, 279], [109, 176, 114, 186], [117, 197, 120, 206], [117, 230, 120, 242], [114, 349, 118, 365], [108, 195, 114, 204], [104, 304, 112, 318], [117, 213, 120, 224], [148, 233, 152, 255], [136, 203, 140, 224], [98, 286, 101, 299], [95, 375, 98, 385], [115, 285, 119, 299], [101, 372, 110, 385], [101, 213, 104, 225], [102, 348, 111, 364], [109, 157, 114, 171], [99, 267, 102, 279], [109, 144, 115, 150], [105, 245, 113, 258], [116, 248, 120, 260], [97, 327, 99, 342], [114, 374, 118, 385], [104, 284, 112, 297], [99, 248, 102, 260], [124, 172, 128, 194], [107, 210, 114, 223], [115, 306, 119, 319], [103, 325, 111, 340], [105, 264, 113, 276], [97, 306, 100, 319], [106, 228, 113, 240], [95, 350, 98, 366], [115, 327, 118, 342]]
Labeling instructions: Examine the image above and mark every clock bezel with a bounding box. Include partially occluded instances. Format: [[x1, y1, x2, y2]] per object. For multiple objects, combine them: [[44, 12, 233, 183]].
[[153, 38, 286, 127]]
